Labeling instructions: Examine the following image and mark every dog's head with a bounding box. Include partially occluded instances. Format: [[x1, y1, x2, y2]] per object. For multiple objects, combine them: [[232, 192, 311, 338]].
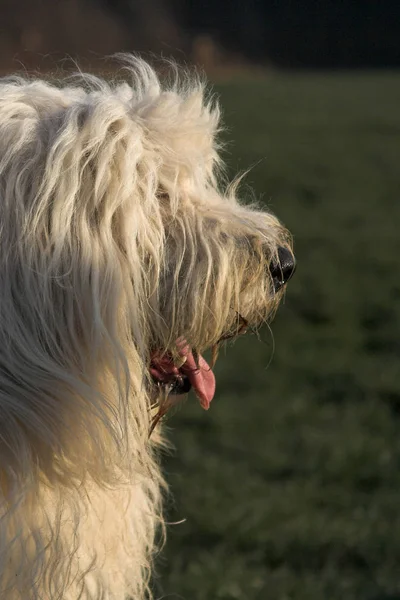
[[128, 63, 295, 422], [0, 58, 294, 481]]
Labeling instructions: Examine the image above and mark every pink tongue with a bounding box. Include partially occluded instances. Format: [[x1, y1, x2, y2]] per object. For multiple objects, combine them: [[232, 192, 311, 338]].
[[150, 341, 216, 410], [180, 350, 215, 410]]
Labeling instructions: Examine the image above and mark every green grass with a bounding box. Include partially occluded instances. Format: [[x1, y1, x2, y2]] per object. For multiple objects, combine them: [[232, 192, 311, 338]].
[[155, 72, 400, 600]]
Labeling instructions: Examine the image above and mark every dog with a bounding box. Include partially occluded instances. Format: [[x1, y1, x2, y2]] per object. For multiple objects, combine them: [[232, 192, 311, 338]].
[[0, 57, 295, 599]]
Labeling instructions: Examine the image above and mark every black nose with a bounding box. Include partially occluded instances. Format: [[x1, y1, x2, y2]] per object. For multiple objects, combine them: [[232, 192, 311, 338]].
[[269, 246, 296, 292]]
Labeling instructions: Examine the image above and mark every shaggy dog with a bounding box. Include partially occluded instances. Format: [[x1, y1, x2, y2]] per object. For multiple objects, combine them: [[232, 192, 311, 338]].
[[0, 58, 295, 599]]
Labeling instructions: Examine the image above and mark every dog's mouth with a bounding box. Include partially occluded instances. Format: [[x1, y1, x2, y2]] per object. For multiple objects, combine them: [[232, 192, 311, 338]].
[[148, 318, 249, 435], [149, 339, 216, 435], [150, 339, 216, 411]]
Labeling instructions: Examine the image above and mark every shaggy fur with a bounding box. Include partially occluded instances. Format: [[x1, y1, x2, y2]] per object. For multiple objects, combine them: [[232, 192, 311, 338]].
[[0, 57, 293, 599]]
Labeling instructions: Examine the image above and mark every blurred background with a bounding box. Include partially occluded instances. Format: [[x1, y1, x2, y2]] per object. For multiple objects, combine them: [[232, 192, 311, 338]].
[[2, 2, 400, 599]]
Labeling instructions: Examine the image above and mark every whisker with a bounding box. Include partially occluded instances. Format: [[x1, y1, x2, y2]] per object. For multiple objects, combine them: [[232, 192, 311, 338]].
[[260, 322, 275, 371]]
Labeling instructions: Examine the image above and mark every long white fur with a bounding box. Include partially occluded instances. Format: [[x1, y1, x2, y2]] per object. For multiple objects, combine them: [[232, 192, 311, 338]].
[[0, 57, 290, 599]]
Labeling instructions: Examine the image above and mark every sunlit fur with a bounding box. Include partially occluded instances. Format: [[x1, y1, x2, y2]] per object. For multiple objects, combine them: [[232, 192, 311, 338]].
[[0, 57, 292, 599]]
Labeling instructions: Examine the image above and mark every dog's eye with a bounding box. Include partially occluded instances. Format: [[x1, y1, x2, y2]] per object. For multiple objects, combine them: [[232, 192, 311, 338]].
[[156, 190, 169, 201]]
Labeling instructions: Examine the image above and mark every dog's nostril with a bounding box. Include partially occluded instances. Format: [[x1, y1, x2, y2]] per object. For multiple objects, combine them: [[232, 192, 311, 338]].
[[269, 246, 296, 291]]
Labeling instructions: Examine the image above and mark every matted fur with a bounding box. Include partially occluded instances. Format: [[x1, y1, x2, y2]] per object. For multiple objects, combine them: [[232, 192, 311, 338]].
[[0, 57, 292, 599]]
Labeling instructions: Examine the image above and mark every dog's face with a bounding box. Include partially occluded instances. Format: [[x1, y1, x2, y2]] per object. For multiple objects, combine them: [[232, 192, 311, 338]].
[[148, 193, 294, 423], [137, 77, 295, 419]]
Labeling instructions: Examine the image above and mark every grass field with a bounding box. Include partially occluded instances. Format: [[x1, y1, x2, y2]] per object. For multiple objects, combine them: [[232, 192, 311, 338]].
[[155, 73, 400, 600]]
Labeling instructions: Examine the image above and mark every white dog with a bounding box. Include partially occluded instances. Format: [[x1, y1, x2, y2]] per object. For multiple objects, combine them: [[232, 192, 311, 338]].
[[0, 57, 295, 599]]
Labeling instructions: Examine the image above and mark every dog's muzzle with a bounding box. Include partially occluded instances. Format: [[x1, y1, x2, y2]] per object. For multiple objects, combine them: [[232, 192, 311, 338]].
[[269, 246, 296, 292]]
